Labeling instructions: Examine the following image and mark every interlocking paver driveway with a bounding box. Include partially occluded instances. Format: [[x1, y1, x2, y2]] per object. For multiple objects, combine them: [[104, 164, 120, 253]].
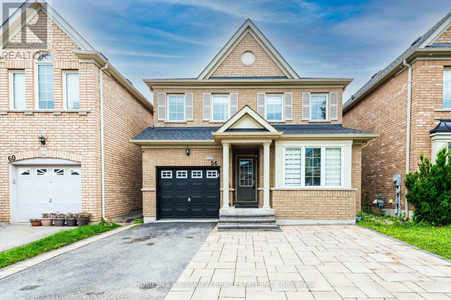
[[165, 225, 451, 300]]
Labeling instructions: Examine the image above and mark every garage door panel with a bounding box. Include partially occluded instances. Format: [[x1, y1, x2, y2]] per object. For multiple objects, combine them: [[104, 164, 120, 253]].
[[15, 166, 82, 222], [157, 167, 219, 219]]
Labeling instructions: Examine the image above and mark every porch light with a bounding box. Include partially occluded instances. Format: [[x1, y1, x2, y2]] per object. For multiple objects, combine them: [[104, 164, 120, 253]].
[[38, 134, 46, 145], [185, 146, 190, 156]]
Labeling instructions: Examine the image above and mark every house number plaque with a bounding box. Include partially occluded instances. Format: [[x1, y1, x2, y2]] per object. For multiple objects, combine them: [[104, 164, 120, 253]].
[[8, 155, 16, 162]]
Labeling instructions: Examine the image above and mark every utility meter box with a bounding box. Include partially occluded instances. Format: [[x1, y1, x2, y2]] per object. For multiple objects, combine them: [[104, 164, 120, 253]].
[[393, 174, 402, 187]]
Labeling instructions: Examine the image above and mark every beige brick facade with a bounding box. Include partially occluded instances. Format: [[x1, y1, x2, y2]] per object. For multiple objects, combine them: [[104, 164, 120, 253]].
[[0, 9, 153, 221]]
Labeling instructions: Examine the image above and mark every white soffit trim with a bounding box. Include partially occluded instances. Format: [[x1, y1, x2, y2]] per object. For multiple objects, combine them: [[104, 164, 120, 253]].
[[1, 0, 94, 50], [420, 14, 451, 48], [198, 19, 299, 80], [216, 105, 278, 133]]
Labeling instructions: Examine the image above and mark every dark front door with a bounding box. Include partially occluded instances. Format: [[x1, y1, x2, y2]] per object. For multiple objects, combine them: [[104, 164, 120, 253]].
[[236, 157, 257, 205], [157, 167, 220, 219]]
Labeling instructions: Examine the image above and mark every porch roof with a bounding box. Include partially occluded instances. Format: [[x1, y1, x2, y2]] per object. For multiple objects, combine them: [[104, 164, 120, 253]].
[[132, 124, 375, 142]]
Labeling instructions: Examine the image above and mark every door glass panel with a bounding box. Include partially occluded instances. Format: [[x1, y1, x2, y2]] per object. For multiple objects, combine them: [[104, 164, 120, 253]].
[[239, 159, 253, 187], [20, 169, 31, 176], [54, 168, 64, 176], [37, 168, 47, 176]]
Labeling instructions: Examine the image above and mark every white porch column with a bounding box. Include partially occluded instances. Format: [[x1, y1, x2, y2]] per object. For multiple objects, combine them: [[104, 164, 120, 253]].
[[222, 142, 230, 208], [263, 142, 271, 208]]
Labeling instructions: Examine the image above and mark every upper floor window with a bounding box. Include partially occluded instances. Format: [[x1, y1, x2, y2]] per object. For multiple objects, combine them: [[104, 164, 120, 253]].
[[35, 53, 54, 109], [265, 94, 283, 121], [211, 94, 229, 122], [9, 70, 26, 110], [167, 94, 185, 122], [310, 94, 328, 121], [63, 71, 79, 109], [443, 68, 451, 109]]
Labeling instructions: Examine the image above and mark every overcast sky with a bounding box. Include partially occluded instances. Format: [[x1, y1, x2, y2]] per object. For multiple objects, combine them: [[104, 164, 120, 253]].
[[3, 0, 451, 103]]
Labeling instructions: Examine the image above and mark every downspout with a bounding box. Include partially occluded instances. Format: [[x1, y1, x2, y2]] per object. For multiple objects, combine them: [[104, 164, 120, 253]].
[[402, 59, 411, 219], [100, 63, 109, 221]]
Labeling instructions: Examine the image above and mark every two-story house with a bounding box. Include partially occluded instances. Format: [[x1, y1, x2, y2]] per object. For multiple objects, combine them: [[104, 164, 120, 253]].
[[132, 20, 377, 227], [343, 12, 451, 217], [0, 1, 153, 222]]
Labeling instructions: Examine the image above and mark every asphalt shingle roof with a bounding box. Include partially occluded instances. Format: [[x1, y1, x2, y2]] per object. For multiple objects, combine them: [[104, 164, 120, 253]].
[[132, 125, 373, 141], [343, 12, 451, 111]]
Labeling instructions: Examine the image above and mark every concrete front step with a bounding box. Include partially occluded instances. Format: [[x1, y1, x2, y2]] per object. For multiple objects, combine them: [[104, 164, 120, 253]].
[[217, 224, 279, 230], [219, 218, 276, 223]]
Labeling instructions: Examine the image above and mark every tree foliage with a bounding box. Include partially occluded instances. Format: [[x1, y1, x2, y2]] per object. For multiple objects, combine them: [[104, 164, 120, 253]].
[[405, 148, 451, 225]]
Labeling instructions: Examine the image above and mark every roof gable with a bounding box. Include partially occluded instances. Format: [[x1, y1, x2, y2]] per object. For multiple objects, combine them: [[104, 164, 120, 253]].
[[198, 19, 299, 80], [1, 0, 94, 50], [216, 105, 278, 133]]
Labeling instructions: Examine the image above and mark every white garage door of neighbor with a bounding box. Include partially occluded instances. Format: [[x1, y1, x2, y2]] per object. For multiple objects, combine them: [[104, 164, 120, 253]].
[[15, 166, 82, 222]]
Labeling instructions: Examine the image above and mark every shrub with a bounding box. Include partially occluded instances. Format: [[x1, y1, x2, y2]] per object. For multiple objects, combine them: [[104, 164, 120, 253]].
[[405, 148, 451, 225]]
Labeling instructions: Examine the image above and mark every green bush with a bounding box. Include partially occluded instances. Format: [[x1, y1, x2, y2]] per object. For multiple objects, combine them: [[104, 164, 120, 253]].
[[405, 148, 451, 225]]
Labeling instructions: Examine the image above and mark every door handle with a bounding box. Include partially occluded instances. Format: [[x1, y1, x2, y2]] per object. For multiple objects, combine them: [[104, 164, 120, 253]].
[[49, 198, 52, 203], [188, 197, 191, 202]]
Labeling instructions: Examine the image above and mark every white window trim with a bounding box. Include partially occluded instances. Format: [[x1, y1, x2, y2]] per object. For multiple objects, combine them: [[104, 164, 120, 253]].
[[282, 145, 345, 188], [166, 94, 186, 122], [210, 94, 230, 123], [207, 170, 218, 178], [176, 170, 188, 178], [62, 70, 80, 110], [443, 68, 451, 109], [265, 93, 284, 122], [9, 70, 26, 110], [34, 54, 54, 110], [161, 170, 173, 179], [309, 93, 329, 122], [192, 170, 203, 178]]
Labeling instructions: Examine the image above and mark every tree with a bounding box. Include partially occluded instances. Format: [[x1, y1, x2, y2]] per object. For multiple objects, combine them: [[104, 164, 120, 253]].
[[404, 148, 451, 225]]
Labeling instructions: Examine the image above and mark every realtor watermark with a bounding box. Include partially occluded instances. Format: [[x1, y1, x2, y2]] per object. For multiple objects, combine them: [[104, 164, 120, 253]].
[[1, 2, 48, 59]]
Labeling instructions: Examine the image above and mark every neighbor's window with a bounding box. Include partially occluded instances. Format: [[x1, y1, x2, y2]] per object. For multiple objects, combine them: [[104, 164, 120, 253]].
[[63, 71, 79, 109], [265, 94, 283, 121], [167, 95, 185, 121], [443, 69, 451, 109], [305, 148, 321, 186], [9, 70, 26, 110], [325, 148, 341, 186], [211, 94, 229, 122], [284, 146, 343, 187], [310, 94, 328, 121], [284, 148, 302, 186], [35, 53, 54, 109]]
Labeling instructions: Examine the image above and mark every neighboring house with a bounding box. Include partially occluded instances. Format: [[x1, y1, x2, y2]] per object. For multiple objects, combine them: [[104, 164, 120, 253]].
[[343, 12, 451, 217], [132, 20, 377, 226], [0, 1, 153, 223]]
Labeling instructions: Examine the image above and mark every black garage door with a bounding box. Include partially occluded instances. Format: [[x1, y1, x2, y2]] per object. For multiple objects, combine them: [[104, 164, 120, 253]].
[[157, 167, 220, 219]]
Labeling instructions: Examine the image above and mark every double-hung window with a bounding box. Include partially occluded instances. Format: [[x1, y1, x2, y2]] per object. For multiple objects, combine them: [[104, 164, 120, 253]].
[[9, 70, 26, 110], [35, 53, 54, 109], [284, 147, 342, 187], [443, 68, 451, 109], [212, 94, 229, 122], [265, 94, 283, 121], [167, 95, 185, 122], [310, 94, 328, 121], [63, 71, 79, 109]]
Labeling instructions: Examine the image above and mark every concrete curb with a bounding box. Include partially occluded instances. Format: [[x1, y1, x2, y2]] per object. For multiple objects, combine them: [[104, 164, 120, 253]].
[[0, 224, 136, 280]]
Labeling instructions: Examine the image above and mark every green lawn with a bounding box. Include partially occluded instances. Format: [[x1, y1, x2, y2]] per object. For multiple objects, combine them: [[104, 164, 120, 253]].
[[358, 212, 451, 259], [0, 222, 120, 269]]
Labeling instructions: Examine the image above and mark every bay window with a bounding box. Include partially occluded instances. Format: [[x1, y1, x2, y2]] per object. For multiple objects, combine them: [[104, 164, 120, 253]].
[[444, 68, 451, 109], [284, 146, 342, 187], [167, 94, 185, 122], [212, 94, 229, 122], [310, 94, 328, 121], [9, 70, 26, 110], [265, 94, 283, 121]]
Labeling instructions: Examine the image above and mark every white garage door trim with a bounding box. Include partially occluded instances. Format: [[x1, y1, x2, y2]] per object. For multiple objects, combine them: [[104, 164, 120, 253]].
[[10, 158, 81, 223]]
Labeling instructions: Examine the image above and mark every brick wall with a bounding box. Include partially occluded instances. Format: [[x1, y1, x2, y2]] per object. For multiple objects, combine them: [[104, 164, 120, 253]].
[[211, 33, 286, 78], [153, 87, 344, 127], [102, 71, 153, 219], [436, 26, 451, 43]]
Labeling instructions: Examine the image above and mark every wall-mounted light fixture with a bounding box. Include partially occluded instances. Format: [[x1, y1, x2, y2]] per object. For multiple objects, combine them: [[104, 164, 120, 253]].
[[185, 146, 190, 156], [38, 134, 46, 145]]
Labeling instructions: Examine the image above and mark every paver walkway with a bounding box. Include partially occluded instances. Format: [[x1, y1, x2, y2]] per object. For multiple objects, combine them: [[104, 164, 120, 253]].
[[165, 225, 451, 300]]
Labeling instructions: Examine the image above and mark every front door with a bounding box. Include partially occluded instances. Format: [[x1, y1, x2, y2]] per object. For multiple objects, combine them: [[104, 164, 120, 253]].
[[236, 157, 257, 205]]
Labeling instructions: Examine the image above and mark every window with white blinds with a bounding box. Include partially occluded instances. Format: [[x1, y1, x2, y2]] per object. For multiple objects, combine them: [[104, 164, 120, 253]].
[[283, 146, 342, 187], [325, 148, 341, 186], [284, 148, 302, 186], [10, 71, 26, 110]]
